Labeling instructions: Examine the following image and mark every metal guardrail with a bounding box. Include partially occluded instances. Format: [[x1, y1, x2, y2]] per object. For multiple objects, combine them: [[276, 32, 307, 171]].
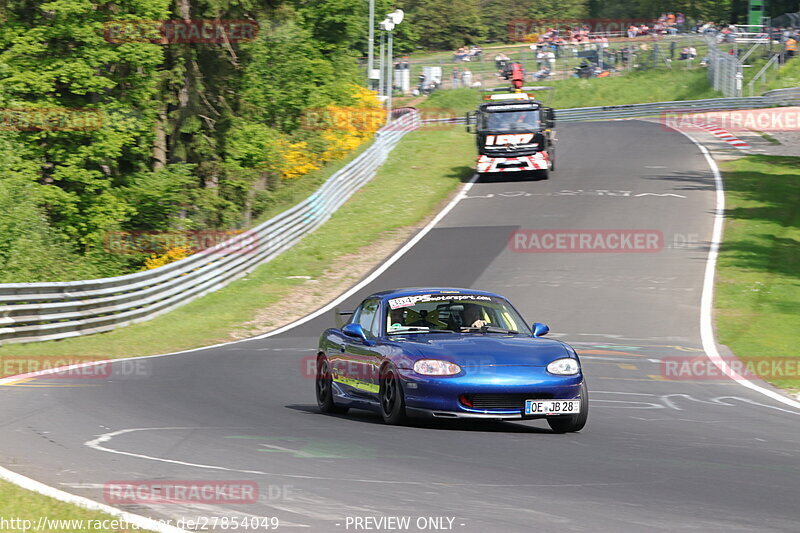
[[3, 87, 800, 345], [555, 87, 800, 122], [0, 110, 420, 345], [422, 87, 800, 125]]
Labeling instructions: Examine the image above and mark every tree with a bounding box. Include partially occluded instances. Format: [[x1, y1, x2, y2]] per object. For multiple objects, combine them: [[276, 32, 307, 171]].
[[399, 0, 487, 49]]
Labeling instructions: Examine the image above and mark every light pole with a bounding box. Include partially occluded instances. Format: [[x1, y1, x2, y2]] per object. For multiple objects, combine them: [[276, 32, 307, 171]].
[[367, 0, 376, 90], [380, 9, 404, 124], [378, 28, 386, 97]]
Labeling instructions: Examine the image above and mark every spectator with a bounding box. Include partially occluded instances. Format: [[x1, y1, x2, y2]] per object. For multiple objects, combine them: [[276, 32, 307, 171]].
[[545, 49, 556, 71], [416, 73, 426, 95], [494, 52, 510, 72], [461, 67, 472, 87], [535, 46, 547, 69], [451, 67, 461, 88], [533, 65, 551, 80], [787, 36, 798, 59]]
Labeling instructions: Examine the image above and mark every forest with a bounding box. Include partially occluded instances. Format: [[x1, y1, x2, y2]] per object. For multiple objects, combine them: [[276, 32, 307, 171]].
[[0, 0, 793, 281]]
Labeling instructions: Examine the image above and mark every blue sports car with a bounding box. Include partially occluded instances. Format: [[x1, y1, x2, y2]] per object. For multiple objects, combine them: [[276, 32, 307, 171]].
[[315, 288, 588, 432]]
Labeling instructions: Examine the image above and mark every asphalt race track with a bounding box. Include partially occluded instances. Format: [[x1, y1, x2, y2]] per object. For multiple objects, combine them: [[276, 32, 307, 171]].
[[2, 120, 799, 532]]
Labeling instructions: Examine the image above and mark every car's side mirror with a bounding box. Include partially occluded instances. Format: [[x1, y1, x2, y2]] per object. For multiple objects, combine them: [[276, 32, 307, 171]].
[[465, 111, 475, 134], [342, 323, 370, 343], [532, 322, 549, 337]]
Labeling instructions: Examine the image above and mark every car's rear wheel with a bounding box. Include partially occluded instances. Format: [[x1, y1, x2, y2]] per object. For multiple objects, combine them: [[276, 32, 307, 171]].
[[380, 364, 407, 425], [316, 357, 348, 414], [547, 381, 588, 433]]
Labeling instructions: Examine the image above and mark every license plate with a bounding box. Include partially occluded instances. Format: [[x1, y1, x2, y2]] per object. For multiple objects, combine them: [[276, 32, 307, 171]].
[[525, 399, 581, 415]]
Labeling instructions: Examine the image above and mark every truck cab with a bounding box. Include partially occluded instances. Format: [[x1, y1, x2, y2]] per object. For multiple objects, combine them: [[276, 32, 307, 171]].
[[466, 88, 556, 176]]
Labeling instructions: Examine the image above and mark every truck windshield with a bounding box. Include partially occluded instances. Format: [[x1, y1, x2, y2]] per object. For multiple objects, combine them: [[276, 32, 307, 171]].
[[480, 110, 540, 130]]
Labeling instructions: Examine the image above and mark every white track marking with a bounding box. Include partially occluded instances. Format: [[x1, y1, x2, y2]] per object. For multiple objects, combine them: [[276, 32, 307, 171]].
[[0, 465, 186, 532], [675, 130, 800, 411], [244, 173, 478, 341], [590, 400, 666, 409], [0, 176, 480, 525], [84, 428, 643, 489], [0, 175, 480, 387]]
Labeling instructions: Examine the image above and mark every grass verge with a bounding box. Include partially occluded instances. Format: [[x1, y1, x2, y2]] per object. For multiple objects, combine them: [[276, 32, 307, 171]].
[[0, 479, 142, 532], [764, 56, 800, 91], [716, 155, 800, 393], [0, 127, 473, 361], [419, 68, 721, 115]]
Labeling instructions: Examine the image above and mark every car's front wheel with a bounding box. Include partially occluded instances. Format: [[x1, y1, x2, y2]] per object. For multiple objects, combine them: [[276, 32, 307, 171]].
[[316, 357, 348, 415], [380, 364, 407, 425], [547, 381, 588, 433]]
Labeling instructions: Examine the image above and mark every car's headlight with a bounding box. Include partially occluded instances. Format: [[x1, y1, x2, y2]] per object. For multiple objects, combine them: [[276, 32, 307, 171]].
[[547, 358, 580, 375], [413, 359, 462, 376]]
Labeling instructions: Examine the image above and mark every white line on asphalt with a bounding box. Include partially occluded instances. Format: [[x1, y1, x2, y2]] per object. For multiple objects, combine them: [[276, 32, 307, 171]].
[[244, 173, 479, 342], [0, 175, 481, 525], [677, 131, 800, 411], [0, 174, 479, 387], [0, 465, 186, 533]]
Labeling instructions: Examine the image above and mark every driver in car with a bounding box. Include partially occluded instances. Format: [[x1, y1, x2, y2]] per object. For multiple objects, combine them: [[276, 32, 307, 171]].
[[461, 303, 488, 329]]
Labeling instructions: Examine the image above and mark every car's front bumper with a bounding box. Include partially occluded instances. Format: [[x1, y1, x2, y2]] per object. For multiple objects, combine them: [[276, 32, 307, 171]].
[[398, 365, 583, 418], [405, 407, 526, 419]]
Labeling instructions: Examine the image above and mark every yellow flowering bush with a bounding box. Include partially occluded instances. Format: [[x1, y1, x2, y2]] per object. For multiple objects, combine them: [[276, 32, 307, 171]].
[[278, 84, 384, 180], [278, 140, 321, 179], [319, 86, 383, 163], [143, 246, 190, 270]]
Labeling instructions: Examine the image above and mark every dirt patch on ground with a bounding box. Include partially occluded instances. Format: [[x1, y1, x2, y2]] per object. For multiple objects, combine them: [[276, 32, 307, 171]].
[[226, 187, 463, 341], [227, 227, 417, 340]]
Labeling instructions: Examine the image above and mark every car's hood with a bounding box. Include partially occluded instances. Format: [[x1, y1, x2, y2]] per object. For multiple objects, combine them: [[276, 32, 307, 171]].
[[390, 333, 571, 366]]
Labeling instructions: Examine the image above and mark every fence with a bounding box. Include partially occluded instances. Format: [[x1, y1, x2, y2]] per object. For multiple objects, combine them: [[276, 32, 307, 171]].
[[706, 32, 790, 97], [4, 88, 800, 345], [707, 38, 743, 97], [397, 34, 708, 93], [0, 110, 419, 345]]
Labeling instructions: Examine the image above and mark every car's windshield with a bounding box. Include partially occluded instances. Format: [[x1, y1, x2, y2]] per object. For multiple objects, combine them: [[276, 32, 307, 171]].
[[385, 294, 531, 335], [481, 110, 540, 130]]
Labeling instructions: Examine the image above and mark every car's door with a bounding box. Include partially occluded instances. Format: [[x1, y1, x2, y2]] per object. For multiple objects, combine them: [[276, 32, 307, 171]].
[[336, 298, 384, 400]]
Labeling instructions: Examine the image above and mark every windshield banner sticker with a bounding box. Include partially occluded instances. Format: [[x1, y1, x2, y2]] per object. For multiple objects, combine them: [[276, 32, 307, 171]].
[[388, 294, 492, 309]]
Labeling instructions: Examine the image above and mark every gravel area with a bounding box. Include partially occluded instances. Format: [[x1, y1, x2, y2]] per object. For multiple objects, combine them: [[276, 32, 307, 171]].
[[756, 129, 800, 156]]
